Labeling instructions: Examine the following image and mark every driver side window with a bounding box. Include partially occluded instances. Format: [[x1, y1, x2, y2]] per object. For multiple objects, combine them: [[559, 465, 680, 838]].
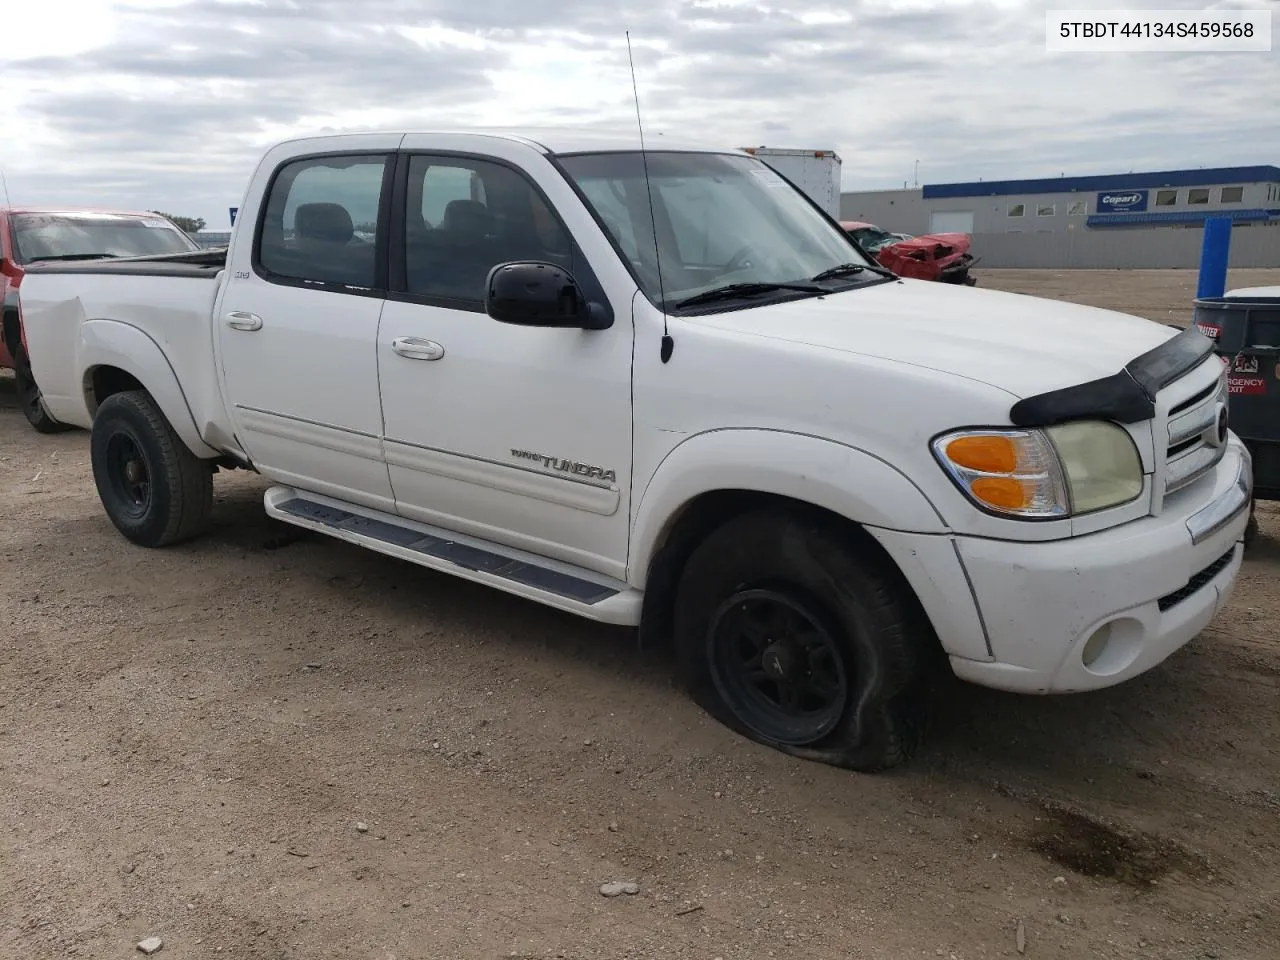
[[402, 155, 573, 305]]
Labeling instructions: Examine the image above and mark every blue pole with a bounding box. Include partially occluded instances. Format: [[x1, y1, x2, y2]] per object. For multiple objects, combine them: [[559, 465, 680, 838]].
[[1196, 216, 1232, 299]]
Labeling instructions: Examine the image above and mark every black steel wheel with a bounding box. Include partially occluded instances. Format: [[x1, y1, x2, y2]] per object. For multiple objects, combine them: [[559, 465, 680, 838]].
[[12, 344, 70, 433], [707, 588, 849, 746], [673, 508, 934, 772], [103, 430, 154, 521], [90, 389, 213, 547]]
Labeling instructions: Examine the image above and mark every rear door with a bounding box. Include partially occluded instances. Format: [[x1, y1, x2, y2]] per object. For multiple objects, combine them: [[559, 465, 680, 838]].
[[215, 139, 399, 511]]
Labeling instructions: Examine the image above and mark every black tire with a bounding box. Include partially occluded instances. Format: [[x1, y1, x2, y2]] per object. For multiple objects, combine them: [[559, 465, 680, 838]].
[[12, 344, 71, 434], [90, 389, 213, 547], [673, 508, 932, 772], [1243, 498, 1258, 548]]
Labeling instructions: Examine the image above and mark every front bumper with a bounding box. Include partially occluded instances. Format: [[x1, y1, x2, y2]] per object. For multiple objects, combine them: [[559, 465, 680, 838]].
[[938, 255, 977, 284], [948, 439, 1251, 693]]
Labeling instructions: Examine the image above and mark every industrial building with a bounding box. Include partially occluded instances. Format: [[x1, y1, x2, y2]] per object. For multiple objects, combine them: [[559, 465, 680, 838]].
[[194, 231, 235, 249], [839, 165, 1280, 269], [191, 230, 231, 249]]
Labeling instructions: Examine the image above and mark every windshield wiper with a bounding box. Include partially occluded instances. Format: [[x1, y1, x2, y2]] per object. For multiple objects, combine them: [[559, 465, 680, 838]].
[[673, 281, 826, 309], [810, 262, 896, 282], [24, 253, 117, 264]]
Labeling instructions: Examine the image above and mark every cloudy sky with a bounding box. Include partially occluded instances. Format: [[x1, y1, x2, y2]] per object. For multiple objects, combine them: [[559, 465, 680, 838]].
[[3, 0, 1276, 230]]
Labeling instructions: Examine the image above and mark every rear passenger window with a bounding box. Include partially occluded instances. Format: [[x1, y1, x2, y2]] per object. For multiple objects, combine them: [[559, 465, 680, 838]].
[[402, 155, 572, 304], [257, 154, 389, 289]]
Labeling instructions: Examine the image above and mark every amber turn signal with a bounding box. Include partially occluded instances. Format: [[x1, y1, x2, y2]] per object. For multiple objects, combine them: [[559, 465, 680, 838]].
[[944, 435, 1018, 474]]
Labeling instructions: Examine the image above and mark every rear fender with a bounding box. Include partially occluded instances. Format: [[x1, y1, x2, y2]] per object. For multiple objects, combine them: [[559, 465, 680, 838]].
[[80, 319, 220, 459], [628, 428, 949, 587]]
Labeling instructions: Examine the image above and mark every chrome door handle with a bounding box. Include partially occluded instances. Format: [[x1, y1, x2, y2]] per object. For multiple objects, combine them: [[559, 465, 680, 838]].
[[226, 311, 263, 331], [392, 337, 445, 361]]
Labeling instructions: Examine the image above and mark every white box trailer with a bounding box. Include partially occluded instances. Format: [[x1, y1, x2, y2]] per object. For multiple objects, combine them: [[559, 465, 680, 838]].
[[740, 146, 842, 219]]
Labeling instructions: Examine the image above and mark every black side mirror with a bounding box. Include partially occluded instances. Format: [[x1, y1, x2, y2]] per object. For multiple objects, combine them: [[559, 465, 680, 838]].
[[484, 261, 612, 330]]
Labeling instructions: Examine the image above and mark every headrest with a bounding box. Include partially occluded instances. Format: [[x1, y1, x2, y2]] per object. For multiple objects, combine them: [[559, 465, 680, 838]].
[[295, 203, 354, 244], [442, 199, 492, 238]]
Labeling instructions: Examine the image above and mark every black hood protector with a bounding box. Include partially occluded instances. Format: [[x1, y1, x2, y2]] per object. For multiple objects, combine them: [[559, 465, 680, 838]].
[[1009, 325, 1215, 427]]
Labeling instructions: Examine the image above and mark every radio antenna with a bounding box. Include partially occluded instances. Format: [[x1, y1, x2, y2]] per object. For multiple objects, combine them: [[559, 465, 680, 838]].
[[626, 30, 673, 364], [0, 168, 12, 209]]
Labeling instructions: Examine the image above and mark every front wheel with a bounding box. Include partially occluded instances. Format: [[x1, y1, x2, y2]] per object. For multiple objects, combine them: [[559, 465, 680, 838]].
[[90, 389, 214, 547], [673, 509, 932, 772], [12, 344, 70, 433]]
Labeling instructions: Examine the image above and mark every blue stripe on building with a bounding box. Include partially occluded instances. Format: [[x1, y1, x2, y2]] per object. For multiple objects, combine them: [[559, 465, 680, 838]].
[[923, 166, 1280, 200], [1086, 208, 1280, 228]]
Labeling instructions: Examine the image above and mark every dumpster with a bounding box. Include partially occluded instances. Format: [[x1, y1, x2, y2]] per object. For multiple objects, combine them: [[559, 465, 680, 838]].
[[1192, 286, 1280, 543]]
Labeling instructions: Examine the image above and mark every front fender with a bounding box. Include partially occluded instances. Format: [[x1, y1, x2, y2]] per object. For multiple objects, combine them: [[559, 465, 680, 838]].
[[628, 428, 949, 586], [78, 319, 220, 459]]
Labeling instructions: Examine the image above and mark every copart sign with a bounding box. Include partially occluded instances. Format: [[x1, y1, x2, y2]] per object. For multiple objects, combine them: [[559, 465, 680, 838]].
[[1097, 190, 1148, 214]]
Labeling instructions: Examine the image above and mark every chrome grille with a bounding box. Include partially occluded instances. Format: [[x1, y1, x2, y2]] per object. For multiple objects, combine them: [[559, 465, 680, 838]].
[[1164, 370, 1228, 495]]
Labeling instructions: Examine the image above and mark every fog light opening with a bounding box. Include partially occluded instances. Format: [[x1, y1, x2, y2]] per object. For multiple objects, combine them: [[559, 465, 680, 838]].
[[1081, 624, 1111, 668], [1079, 617, 1144, 677]]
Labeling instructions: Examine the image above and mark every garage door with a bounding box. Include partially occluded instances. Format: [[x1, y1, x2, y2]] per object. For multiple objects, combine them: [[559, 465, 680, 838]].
[[929, 211, 975, 234]]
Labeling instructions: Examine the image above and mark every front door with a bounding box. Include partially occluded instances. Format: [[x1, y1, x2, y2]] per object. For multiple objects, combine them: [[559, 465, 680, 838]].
[[215, 141, 397, 511], [375, 146, 634, 579]]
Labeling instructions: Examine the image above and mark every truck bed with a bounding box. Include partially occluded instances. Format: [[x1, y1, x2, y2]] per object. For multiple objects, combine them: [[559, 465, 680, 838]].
[[22, 248, 227, 279], [20, 247, 232, 449]]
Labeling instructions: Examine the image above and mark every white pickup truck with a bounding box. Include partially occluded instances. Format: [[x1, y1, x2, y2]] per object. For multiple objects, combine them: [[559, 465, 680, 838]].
[[20, 129, 1252, 771]]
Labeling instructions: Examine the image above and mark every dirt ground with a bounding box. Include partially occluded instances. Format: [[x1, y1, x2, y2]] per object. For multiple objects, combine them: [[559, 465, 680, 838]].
[[2, 268, 1279, 960]]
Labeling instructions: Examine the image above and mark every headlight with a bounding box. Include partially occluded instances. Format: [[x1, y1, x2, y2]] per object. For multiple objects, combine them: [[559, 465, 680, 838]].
[[932, 421, 1143, 519]]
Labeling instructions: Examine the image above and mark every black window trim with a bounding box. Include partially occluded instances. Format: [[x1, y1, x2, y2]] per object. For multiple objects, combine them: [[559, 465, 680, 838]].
[[251, 148, 396, 300], [383, 148, 613, 318]]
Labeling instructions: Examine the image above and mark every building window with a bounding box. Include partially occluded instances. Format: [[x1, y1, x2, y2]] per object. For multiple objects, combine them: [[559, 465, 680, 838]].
[[1220, 186, 1244, 204], [1188, 188, 1210, 205], [1007, 203, 1025, 217], [1068, 200, 1087, 216], [1155, 189, 1177, 206], [1037, 204, 1056, 217]]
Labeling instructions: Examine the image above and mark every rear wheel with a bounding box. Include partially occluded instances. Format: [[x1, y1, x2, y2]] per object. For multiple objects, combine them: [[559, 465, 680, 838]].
[[12, 344, 70, 433], [673, 508, 932, 772], [90, 389, 213, 547]]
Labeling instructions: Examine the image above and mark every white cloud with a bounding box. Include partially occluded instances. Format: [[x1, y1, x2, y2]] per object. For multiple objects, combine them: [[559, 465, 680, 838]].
[[0, 0, 1274, 228]]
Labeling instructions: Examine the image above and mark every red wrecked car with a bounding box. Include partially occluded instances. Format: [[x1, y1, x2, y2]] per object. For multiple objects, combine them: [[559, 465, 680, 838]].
[[840, 220, 978, 286]]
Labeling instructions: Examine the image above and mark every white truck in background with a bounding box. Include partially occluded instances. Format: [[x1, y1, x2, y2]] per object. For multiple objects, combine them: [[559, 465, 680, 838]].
[[18, 128, 1251, 773], [740, 146, 842, 219]]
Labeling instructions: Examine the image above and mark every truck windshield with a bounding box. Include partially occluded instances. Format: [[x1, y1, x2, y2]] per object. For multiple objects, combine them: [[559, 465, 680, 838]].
[[10, 213, 199, 264], [555, 151, 877, 310]]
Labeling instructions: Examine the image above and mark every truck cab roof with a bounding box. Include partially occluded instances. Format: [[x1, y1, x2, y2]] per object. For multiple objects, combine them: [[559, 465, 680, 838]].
[[267, 127, 737, 158]]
